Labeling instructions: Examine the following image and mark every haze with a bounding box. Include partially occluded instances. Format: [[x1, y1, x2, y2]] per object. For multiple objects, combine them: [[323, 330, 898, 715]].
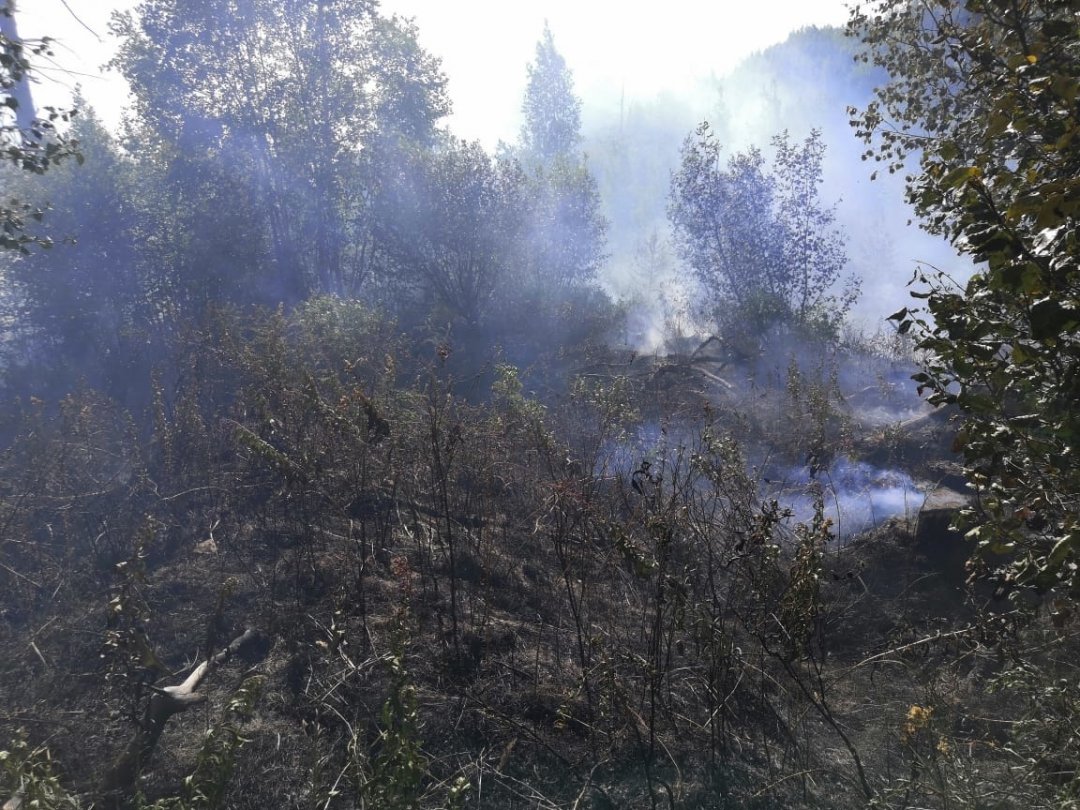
[[16, 0, 961, 331], [7, 2, 1065, 806], [21, 0, 851, 144]]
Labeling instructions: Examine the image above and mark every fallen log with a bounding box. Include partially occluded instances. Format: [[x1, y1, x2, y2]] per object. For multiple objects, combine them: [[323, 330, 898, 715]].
[[98, 628, 260, 806]]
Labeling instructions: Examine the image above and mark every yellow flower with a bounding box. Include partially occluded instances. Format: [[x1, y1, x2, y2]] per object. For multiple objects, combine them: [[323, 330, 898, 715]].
[[906, 705, 932, 727], [901, 705, 933, 741]]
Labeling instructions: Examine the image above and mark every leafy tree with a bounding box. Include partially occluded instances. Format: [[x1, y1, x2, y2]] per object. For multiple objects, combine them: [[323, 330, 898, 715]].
[[0, 0, 80, 253], [111, 0, 450, 302], [523, 156, 607, 289], [2, 106, 147, 398], [850, 0, 1080, 598], [668, 124, 857, 340], [371, 137, 527, 326]]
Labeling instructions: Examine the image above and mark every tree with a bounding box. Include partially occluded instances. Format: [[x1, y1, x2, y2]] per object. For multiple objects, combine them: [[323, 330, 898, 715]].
[[520, 21, 582, 165], [523, 156, 607, 288], [2, 105, 153, 399], [517, 24, 606, 290], [111, 0, 450, 302], [850, 0, 1080, 598], [0, 0, 80, 253], [668, 124, 857, 340], [371, 137, 527, 326]]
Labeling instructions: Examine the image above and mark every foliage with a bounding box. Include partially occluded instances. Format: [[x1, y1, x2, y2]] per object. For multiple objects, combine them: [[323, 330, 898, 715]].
[[0, 298, 1073, 807], [0, 676, 263, 810], [370, 131, 607, 354], [522, 154, 608, 289], [784, 355, 852, 471], [0, 732, 80, 810], [0, 2, 81, 253], [1, 106, 150, 399], [520, 22, 582, 165], [362, 650, 428, 809], [138, 676, 264, 810], [372, 137, 527, 325], [668, 124, 858, 342], [111, 0, 450, 303], [8, 5, 1080, 806], [516, 24, 607, 294], [850, 0, 1080, 598], [102, 521, 166, 727]]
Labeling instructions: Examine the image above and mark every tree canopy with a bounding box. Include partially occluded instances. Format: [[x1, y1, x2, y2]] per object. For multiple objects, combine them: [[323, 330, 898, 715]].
[[515, 25, 607, 294], [371, 136, 527, 326], [520, 22, 582, 165], [850, 0, 1080, 598], [111, 0, 451, 302], [668, 124, 857, 341]]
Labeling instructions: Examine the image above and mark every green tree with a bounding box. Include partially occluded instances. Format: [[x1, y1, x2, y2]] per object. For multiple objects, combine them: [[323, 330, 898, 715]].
[[668, 124, 857, 340], [371, 136, 527, 326], [517, 24, 606, 290], [2, 105, 154, 398], [523, 156, 607, 288], [111, 0, 449, 302], [850, 0, 1080, 598], [520, 21, 582, 164]]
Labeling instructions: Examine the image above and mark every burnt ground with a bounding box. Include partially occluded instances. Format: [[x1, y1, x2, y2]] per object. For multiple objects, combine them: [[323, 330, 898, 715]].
[[0, 328, 1067, 809]]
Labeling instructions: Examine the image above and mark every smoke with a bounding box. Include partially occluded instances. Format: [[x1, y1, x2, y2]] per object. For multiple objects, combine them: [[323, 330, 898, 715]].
[[593, 418, 923, 544], [583, 25, 971, 348], [767, 458, 922, 540]]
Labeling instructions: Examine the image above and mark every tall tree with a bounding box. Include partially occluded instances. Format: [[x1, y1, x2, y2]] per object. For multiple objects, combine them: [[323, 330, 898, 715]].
[[3, 105, 147, 397], [517, 25, 606, 290], [111, 0, 450, 303], [371, 137, 527, 326], [524, 156, 607, 288], [520, 21, 582, 165], [850, 0, 1080, 598]]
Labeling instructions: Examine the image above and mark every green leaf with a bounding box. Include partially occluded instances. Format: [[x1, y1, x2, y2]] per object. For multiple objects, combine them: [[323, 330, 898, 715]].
[[1042, 19, 1075, 39], [1020, 263, 1045, 294], [1011, 343, 1035, 365], [940, 166, 981, 189], [1046, 534, 1078, 573], [1030, 297, 1080, 341]]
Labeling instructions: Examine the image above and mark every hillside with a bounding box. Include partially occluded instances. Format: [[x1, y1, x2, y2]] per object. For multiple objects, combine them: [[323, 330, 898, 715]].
[[4, 2, 1080, 807], [0, 304, 1051, 809]]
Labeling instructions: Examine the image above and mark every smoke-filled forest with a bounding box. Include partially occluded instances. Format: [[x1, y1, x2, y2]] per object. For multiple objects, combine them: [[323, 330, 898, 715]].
[[1, 1, 1079, 807]]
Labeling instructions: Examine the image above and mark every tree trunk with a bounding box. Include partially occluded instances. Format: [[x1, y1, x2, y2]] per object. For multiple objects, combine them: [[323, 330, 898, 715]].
[[0, 0, 39, 133]]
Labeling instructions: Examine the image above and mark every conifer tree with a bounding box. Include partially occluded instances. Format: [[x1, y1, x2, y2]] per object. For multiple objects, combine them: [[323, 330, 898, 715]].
[[520, 21, 582, 165], [517, 24, 606, 289]]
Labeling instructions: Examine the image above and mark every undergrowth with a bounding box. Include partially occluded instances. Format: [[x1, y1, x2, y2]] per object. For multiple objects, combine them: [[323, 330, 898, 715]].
[[0, 300, 1074, 808]]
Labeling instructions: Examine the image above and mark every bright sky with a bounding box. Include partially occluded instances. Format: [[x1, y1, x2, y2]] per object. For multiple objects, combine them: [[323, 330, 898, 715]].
[[18, 0, 852, 145]]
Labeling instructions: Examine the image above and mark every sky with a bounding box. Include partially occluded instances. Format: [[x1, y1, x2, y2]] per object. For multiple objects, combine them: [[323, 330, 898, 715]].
[[18, 0, 853, 145]]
